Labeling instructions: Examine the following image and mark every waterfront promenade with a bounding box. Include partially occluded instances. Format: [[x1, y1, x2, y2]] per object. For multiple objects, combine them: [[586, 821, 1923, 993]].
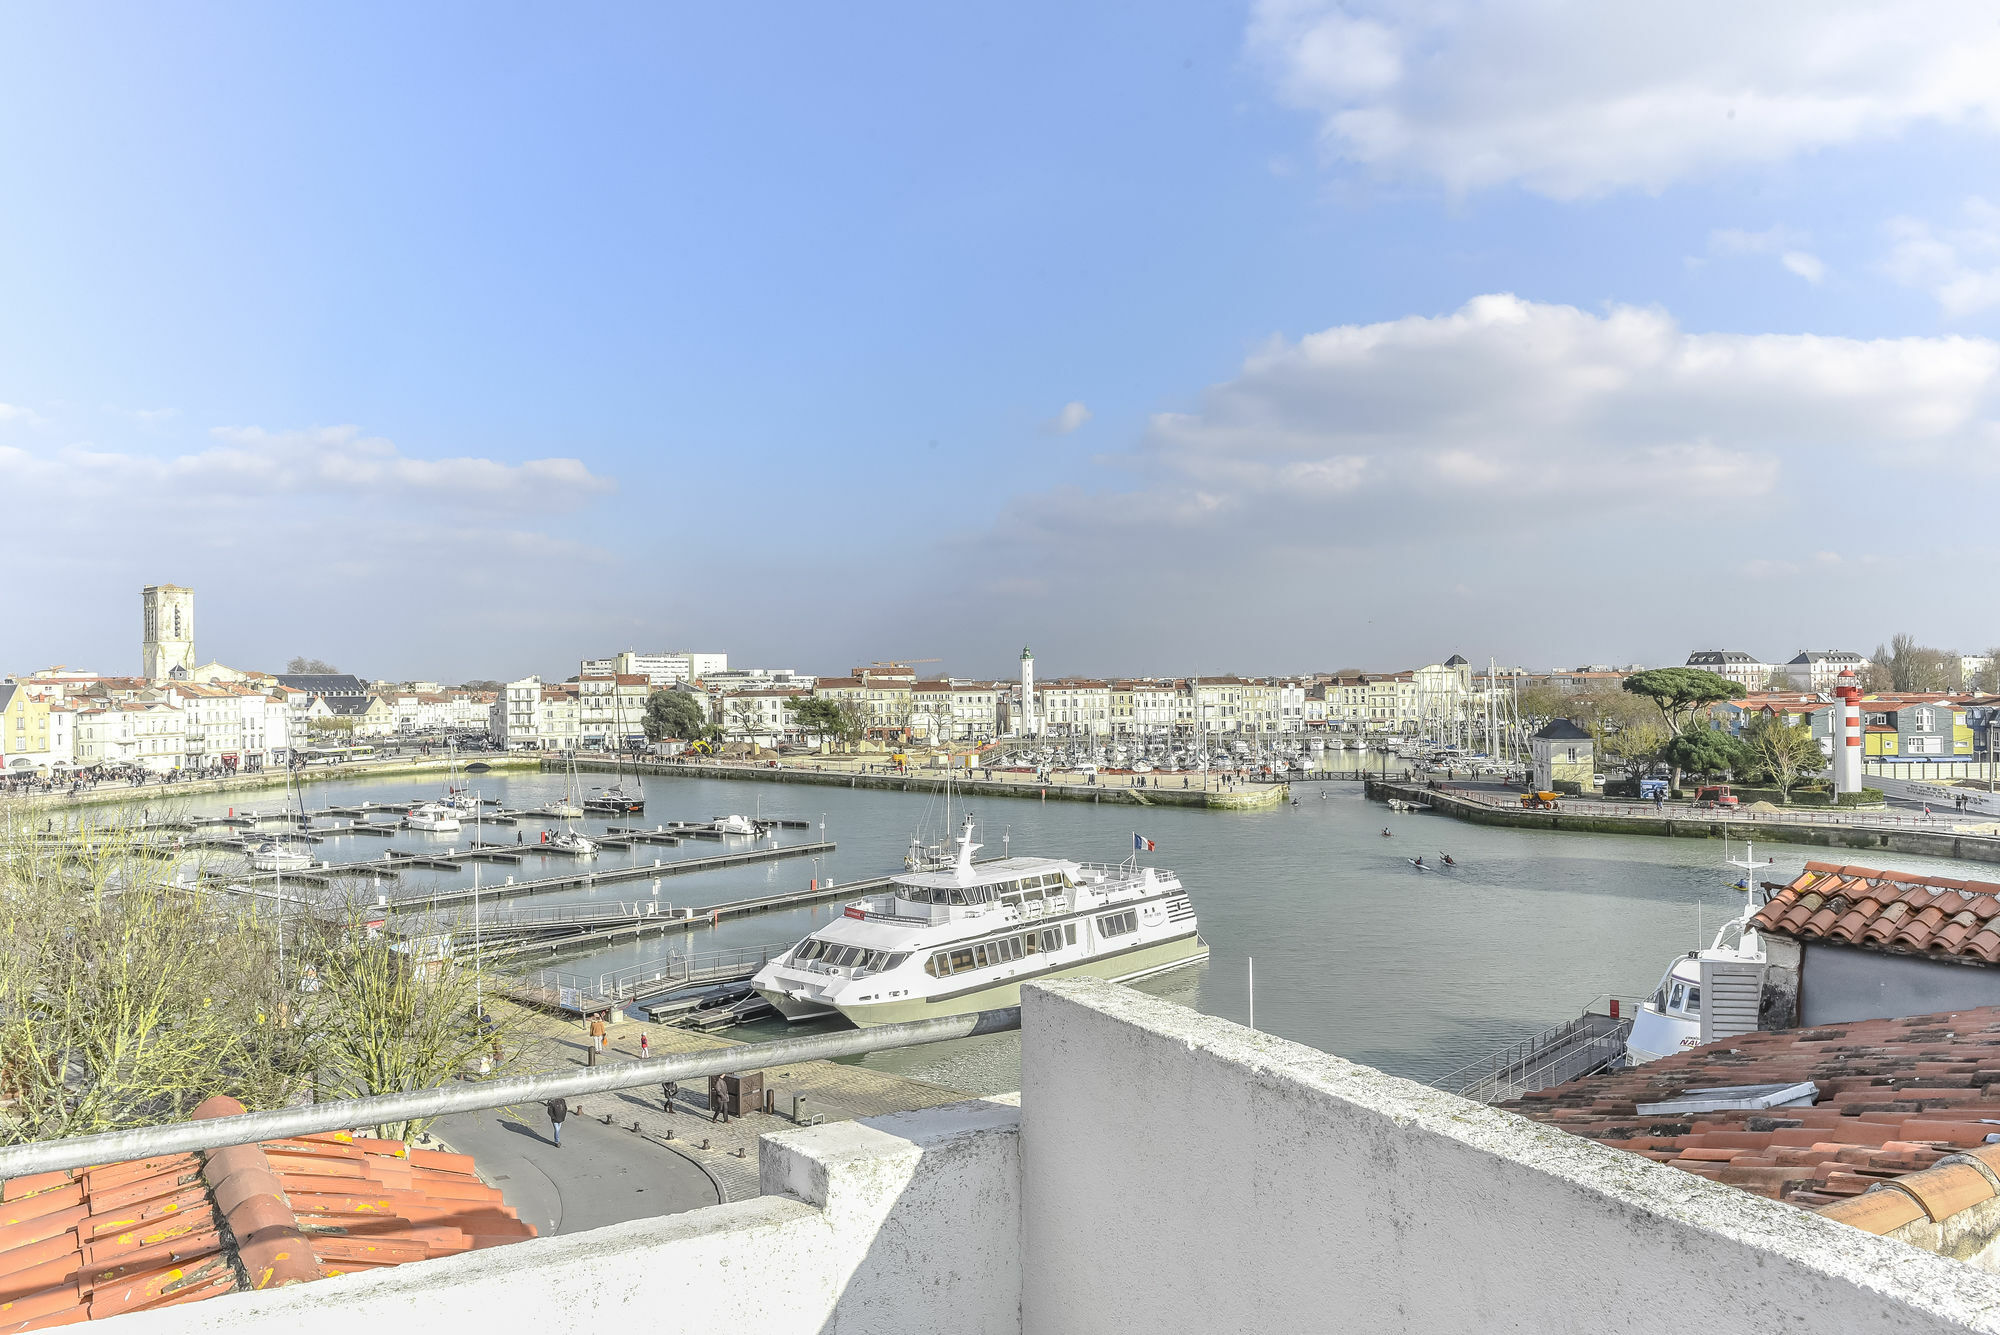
[[1371, 778, 2000, 866], [2, 753, 544, 811], [564, 754, 1291, 810], [458, 998, 971, 1206]]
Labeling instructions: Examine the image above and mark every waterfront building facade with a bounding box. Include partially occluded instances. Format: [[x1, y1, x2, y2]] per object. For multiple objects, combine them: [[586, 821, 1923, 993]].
[[1686, 650, 1780, 690], [577, 673, 650, 749], [1784, 649, 1871, 692], [1039, 679, 1112, 737], [579, 650, 728, 686], [0, 680, 52, 774], [1529, 718, 1594, 790], [74, 701, 186, 771], [715, 688, 808, 746]]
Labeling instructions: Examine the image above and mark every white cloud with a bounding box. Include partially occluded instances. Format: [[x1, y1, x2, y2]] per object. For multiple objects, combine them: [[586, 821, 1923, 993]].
[[925, 295, 2000, 666], [3, 425, 614, 514], [1886, 199, 2000, 316], [1707, 227, 1827, 284], [1123, 294, 1994, 513], [1047, 401, 1093, 435], [0, 402, 42, 425], [1246, 1, 2000, 197], [1781, 252, 1827, 284]]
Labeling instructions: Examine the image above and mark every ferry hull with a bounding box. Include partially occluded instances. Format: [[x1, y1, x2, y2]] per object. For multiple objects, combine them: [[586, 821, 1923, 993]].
[[757, 987, 840, 1022], [832, 932, 1209, 1029]]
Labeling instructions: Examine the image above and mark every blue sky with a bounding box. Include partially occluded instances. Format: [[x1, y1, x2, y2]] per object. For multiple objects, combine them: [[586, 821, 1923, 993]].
[[5, 2, 1998, 682]]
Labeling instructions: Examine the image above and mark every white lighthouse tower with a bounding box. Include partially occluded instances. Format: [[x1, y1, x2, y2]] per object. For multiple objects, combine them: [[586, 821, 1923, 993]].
[[1019, 645, 1038, 737], [1831, 668, 1864, 794]]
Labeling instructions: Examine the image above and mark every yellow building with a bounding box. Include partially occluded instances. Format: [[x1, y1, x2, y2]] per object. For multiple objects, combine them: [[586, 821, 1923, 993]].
[[0, 681, 51, 769]]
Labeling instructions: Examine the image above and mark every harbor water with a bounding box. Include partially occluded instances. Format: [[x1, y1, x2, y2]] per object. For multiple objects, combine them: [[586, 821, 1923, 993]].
[[144, 766, 1991, 1096]]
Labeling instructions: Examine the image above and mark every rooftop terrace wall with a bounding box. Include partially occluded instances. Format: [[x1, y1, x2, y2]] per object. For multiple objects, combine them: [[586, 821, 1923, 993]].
[[1020, 979, 2000, 1334]]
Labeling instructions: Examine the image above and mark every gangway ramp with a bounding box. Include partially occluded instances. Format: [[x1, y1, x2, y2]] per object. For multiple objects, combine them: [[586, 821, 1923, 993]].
[[1432, 1004, 1635, 1104]]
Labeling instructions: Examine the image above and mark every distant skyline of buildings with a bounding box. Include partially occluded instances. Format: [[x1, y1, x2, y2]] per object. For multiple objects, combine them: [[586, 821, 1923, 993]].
[[3, 583, 1996, 774]]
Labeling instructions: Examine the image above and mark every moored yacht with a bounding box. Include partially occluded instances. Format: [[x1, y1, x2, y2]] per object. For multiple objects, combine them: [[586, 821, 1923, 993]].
[[249, 836, 314, 872], [545, 828, 598, 857], [404, 801, 461, 832], [712, 814, 756, 836], [752, 819, 1207, 1027], [1625, 841, 1772, 1065]]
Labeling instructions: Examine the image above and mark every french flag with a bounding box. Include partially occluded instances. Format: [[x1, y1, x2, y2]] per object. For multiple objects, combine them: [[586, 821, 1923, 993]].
[[1134, 833, 1155, 852]]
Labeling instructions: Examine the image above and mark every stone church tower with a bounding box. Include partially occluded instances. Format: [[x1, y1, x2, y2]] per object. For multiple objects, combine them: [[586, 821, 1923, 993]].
[[141, 584, 195, 682]]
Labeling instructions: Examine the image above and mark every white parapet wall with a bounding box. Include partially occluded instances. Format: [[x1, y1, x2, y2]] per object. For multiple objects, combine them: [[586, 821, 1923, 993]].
[[114, 1096, 1021, 1335], [1018, 978, 2000, 1335]]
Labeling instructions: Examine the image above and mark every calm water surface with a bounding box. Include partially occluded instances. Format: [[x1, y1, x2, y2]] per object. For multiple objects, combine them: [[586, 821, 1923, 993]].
[[149, 767, 1989, 1095]]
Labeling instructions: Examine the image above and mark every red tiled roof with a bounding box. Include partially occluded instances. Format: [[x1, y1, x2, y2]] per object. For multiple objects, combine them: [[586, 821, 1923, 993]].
[[1752, 861, 2000, 962], [1505, 1008, 2000, 1214], [0, 1098, 531, 1332]]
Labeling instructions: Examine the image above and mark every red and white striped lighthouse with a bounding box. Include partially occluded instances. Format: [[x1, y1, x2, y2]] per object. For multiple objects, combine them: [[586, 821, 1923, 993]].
[[1832, 668, 1864, 794]]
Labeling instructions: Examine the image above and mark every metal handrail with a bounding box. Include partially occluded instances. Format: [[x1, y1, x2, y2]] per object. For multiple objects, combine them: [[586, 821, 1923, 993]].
[[1431, 995, 1641, 1097], [0, 1007, 1024, 1180]]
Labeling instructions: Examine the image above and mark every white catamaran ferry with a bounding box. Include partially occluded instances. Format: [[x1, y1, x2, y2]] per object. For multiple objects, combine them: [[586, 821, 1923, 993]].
[[752, 819, 1207, 1028]]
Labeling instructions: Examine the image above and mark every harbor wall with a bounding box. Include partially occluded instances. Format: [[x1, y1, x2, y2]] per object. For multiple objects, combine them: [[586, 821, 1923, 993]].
[[114, 981, 2000, 1335], [562, 756, 1288, 811], [1368, 779, 2000, 866], [8, 755, 543, 812]]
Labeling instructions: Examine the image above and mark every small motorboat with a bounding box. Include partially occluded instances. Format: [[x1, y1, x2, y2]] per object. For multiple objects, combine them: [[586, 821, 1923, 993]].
[[712, 814, 756, 836], [405, 802, 461, 832], [249, 837, 313, 872]]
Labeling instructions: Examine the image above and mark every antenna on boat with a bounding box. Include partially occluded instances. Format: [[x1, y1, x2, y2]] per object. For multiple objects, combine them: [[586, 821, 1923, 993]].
[[952, 815, 979, 881]]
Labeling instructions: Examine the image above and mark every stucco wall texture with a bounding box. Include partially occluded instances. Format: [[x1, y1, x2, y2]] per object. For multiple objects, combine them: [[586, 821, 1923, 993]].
[[1019, 979, 2000, 1335]]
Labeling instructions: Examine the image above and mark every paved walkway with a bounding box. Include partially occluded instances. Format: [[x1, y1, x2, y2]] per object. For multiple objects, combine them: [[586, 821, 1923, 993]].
[[433, 1105, 719, 1236], [468, 999, 972, 1203]]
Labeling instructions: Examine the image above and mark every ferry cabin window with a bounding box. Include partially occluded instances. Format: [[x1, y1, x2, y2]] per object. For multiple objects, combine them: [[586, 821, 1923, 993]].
[[1097, 910, 1138, 938], [1065, 923, 1077, 946], [1685, 985, 1701, 1013], [1668, 982, 1687, 1012]]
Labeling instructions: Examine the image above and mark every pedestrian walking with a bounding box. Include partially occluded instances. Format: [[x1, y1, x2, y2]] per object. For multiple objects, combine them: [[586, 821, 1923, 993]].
[[546, 1096, 568, 1147], [639, 1032, 650, 1059], [662, 1080, 678, 1113], [709, 1073, 729, 1123]]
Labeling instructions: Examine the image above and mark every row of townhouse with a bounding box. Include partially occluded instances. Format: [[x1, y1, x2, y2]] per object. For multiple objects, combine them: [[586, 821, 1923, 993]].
[[1688, 650, 1880, 692], [386, 689, 495, 734], [5, 674, 298, 773], [1726, 689, 2000, 762], [164, 683, 295, 769], [489, 676, 615, 751]]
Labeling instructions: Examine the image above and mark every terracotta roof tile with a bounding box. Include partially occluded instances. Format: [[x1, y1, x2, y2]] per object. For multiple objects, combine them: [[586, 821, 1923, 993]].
[[1756, 862, 2000, 964], [0, 1101, 534, 1330], [1504, 1004, 2000, 1227]]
